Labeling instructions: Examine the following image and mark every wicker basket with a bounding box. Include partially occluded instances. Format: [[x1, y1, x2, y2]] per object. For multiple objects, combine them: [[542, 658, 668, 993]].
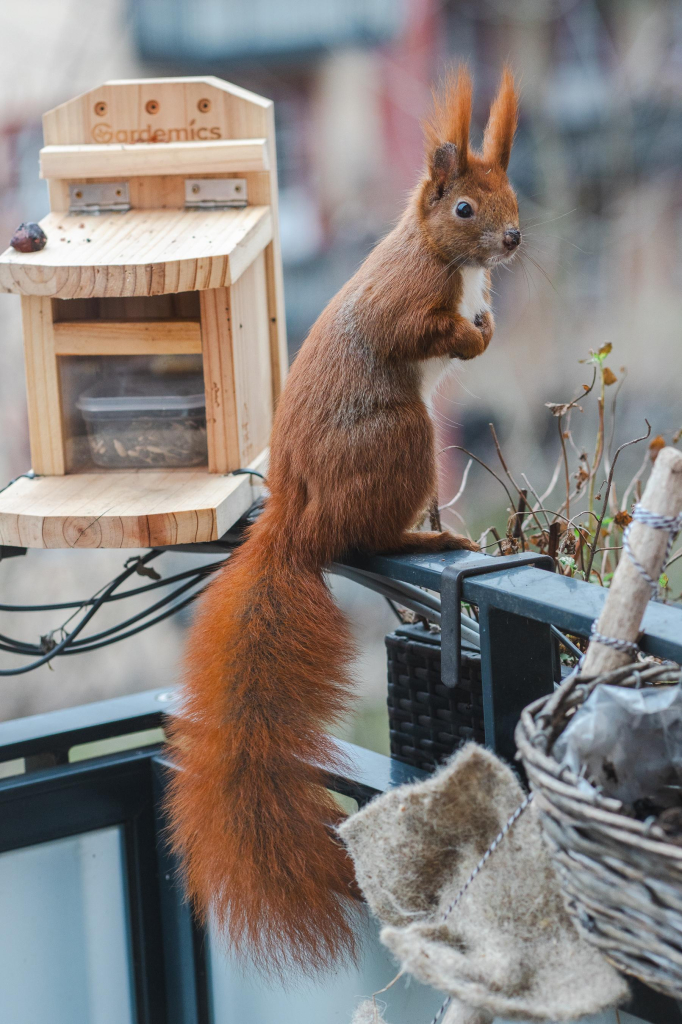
[[516, 661, 682, 999], [386, 624, 484, 773]]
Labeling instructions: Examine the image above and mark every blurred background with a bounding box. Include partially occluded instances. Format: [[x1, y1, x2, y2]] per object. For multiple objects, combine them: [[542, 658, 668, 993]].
[[0, 0, 680, 748]]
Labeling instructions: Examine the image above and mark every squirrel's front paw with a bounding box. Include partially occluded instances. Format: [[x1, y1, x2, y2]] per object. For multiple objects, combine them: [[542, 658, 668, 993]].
[[474, 310, 494, 347], [449, 318, 488, 361]]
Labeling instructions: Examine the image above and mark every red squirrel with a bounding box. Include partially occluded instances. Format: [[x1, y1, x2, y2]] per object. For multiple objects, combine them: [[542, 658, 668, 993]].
[[167, 67, 520, 975]]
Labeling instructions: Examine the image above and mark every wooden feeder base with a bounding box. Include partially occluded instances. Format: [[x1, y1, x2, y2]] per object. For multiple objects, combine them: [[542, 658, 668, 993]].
[[0, 450, 266, 549]]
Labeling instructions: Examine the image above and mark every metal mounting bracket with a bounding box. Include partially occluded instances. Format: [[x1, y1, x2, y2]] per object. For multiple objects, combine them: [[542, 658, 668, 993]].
[[68, 181, 130, 214], [184, 178, 248, 209], [440, 552, 555, 688]]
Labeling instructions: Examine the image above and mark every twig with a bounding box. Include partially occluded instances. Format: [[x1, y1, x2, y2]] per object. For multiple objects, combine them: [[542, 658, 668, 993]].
[[513, 490, 528, 547], [522, 473, 552, 530], [440, 446, 516, 510], [584, 421, 651, 582], [605, 368, 627, 491], [622, 446, 650, 512], [665, 547, 682, 570], [539, 452, 563, 503], [490, 527, 504, 554], [489, 424, 547, 539], [548, 521, 561, 560], [439, 459, 473, 511], [546, 368, 597, 521]]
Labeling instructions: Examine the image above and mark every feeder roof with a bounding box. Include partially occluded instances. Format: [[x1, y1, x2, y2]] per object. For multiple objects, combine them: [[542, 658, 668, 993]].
[[0, 205, 271, 298]]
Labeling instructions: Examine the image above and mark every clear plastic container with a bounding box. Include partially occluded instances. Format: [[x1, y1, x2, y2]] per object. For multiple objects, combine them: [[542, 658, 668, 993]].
[[77, 373, 208, 470]]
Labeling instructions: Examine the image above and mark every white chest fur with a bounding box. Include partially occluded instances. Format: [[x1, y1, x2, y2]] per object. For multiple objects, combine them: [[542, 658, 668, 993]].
[[458, 266, 488, 323], [418, 267, 489, 408], [419, 355, 452, 408]]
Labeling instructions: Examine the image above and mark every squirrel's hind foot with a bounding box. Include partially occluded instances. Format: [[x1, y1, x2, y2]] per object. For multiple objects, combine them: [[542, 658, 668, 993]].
[[385, 530, 479, 555]]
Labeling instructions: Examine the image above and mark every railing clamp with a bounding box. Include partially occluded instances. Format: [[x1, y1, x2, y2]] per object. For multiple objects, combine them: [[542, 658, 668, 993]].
[[440, 553, 554, 688]]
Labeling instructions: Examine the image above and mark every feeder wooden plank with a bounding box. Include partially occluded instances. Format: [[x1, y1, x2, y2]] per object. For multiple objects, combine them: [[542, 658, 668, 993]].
[[40, 138, 269, 180], [199, 287, 240, 475], [0, 206, 272, 299], [230, 250, 273, 465], [0, 450, 267, 549], [53, 319, 202, 356], [21, 297, 66, 476]]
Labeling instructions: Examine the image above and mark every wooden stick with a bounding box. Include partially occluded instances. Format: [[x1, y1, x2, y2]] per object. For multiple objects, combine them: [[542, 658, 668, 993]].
[[582, 446, 682, 676]]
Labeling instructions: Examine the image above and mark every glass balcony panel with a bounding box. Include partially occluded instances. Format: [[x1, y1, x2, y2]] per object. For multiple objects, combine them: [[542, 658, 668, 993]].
[[207, 914, 444, 1024], [0, 826, 135, 1024]]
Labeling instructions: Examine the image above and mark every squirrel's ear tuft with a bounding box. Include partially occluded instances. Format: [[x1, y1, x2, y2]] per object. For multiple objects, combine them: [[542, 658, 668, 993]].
[[483, 66, 518, 171], [424, 65, 472, 178], [431, 142, 459, 193]]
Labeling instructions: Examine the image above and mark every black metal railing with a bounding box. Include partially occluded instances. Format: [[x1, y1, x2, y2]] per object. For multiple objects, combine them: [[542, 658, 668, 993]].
[[2, 545, 682, 1024]]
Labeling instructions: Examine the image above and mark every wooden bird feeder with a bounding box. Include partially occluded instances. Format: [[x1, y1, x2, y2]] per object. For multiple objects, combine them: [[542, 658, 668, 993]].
[[0, 77, 286, 548]]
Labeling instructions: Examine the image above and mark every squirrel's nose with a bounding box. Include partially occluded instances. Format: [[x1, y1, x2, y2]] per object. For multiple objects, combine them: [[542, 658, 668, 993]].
[[503, 228, 521, 250]]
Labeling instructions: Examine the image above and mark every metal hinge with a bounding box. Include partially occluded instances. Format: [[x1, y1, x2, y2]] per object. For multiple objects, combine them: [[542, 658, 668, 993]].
[[68, 182, 130, 214], [184, 178, 248, 209]]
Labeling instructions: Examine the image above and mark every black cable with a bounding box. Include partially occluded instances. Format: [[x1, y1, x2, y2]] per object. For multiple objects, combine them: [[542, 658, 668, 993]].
[[0, 574, 209, 657], [385, 597, 404, 623], [0, 550, 160, 675], [0, 469, 35, 495], [0, 560, 226, 613], [230, 468, 266, 481], [58, 589, 203, 653], [66, 576, 203, 648], [550, 625, 584, 660]]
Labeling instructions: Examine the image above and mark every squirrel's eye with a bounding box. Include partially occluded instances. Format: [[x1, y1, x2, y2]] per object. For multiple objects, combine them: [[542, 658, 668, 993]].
[[455, 201, 474, 219]]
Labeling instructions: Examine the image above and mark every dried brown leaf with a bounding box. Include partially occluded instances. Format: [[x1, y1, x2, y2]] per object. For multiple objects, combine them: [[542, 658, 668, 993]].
[[614, 510, 633, 529], [649, 435, 666, 461]]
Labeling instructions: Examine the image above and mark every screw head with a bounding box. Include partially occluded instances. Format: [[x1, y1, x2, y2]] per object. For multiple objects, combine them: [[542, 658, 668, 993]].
[[191, 184, 200, 194], [94, 101, 107, 117], [197, 98, 211, 113], [234, 185, 242, 193], [145, 99, 159, 115], [115, 189, 122, 197], [74, 190, 83, 199]]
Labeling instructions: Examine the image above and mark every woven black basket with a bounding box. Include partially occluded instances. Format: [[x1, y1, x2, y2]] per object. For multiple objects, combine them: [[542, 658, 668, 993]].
[[386, 623, 483, 773]]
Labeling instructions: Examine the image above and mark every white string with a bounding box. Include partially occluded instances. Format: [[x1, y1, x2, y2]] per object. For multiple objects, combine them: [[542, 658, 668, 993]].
[[590, 503, 682, 656], [424, 792, 535, 1024], [589, 625, 639, 656], [623, 506, 682, 595], [439, 792, 535, 922]]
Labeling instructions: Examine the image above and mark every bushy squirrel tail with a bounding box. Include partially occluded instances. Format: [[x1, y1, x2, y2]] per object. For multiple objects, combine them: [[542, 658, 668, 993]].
[[166, 499, 359, 975]]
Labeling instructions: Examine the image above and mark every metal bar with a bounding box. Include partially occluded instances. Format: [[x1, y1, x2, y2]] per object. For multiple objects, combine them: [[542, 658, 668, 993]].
[[0, 687, 175, 763], [0, 699, 675, 1024], [477, 604, 555, 761], [342, 550, 682, 664], [152, 758, 211, 1024], [122, 763, 169, 1024], [439, 553, 553, 689], [0, 747, 168, 1024], [0, 746, 161, 852]]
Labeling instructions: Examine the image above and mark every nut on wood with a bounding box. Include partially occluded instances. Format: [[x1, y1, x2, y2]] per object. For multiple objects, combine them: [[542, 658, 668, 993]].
[[10, 222, 47, 253]]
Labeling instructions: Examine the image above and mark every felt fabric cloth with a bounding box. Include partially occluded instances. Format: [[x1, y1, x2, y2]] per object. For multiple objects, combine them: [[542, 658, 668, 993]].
[[340, 744, 628, 1023]]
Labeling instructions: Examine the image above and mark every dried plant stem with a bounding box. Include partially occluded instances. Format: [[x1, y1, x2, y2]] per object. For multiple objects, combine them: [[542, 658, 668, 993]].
[[522, 473, 552, 530], [489, 424, 547, 540], [440, 458, 473, 511], [588, 380, 606, 513], [558, 415, 571, 520], [440, 446, 516, 510], [584, 422, 651, 583]]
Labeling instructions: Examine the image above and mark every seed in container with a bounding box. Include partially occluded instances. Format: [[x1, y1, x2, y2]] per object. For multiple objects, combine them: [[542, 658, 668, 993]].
[[10, 222, 47, 253]]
